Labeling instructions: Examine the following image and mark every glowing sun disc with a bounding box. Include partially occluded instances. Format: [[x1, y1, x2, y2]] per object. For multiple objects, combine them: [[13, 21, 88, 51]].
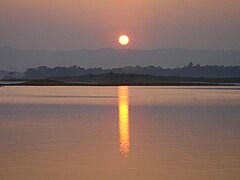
[[119, 35, 129, 46]]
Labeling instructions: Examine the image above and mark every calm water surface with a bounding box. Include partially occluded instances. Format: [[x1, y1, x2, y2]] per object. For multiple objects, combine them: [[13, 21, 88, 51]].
[[0, 86, 240, 180]]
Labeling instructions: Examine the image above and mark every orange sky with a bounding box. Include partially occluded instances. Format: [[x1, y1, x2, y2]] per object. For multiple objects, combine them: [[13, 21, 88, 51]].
[[0, 0, 239, 50]]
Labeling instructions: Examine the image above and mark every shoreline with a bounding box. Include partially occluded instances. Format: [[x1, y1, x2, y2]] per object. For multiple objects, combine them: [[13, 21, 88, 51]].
[[0, 82, 237, 87]]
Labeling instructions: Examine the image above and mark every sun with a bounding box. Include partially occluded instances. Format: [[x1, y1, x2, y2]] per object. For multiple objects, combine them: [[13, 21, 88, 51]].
[[119, 35, 129, 46]]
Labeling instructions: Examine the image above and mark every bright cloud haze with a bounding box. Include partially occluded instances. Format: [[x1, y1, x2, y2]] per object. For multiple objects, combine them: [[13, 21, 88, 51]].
[[0, 0, 239, 50]]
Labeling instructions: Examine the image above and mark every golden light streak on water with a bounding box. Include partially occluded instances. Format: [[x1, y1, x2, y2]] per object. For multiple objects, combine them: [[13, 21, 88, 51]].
[[118, 86, 130, 157]]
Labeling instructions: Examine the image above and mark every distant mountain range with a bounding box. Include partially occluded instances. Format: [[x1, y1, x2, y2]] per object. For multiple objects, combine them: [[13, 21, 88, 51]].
[[0, 46, 240, 71]]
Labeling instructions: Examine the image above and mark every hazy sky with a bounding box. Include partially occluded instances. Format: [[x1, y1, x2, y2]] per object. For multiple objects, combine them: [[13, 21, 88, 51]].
[[0, 0, 239, 50]]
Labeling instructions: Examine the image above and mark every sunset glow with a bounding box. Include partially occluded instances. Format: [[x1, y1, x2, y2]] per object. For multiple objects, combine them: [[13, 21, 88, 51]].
[[118, 86, 130, 157]]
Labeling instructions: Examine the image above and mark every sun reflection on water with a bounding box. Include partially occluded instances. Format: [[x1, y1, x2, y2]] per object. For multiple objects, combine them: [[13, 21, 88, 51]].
[[118, 86, 130, 157]]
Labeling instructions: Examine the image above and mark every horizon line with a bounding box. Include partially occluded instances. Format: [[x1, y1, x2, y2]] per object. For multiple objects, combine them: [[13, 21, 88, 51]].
[[1, 46, 240, 52]]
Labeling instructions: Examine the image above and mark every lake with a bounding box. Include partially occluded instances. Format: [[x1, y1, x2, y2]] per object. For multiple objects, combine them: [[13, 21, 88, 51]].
[[0, 86, 240, 180]]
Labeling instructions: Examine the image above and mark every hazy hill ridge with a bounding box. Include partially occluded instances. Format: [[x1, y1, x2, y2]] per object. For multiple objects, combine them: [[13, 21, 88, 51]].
[[1, 46, 240, 71]]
